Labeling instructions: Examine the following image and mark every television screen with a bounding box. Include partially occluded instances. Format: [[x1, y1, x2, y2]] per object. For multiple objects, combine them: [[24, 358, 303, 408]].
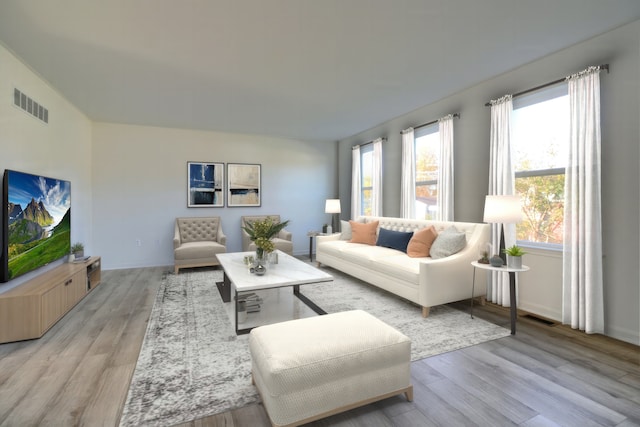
[[1, 169, 71, 282]]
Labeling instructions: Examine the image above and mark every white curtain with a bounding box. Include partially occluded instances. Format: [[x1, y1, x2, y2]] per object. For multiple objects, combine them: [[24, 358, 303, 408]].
[[400, 128, 416, 219], [351, 145, 362, 219], [563, 66, 604, 334], [371, 138, 383, 216], [487, 95, 516, 306], [437, 114, 454, 221]]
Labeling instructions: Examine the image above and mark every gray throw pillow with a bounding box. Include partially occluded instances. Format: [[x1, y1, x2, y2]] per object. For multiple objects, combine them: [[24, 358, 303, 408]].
[[430, 226, 466, 259], [340, 220, 351, 240]]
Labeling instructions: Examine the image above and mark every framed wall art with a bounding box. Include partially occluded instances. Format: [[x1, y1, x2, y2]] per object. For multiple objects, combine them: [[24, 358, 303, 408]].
[[187, 161, 224, 207], [227, 163, 261, 207]]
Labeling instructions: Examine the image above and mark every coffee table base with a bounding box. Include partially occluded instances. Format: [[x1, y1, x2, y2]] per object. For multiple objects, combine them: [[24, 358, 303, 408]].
[[216, 274, 231, 303], [234, 284, 327, 335]]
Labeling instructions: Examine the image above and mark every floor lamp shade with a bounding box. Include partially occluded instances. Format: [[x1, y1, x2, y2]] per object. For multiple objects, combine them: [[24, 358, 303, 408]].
[[325, 199, 341, 234]]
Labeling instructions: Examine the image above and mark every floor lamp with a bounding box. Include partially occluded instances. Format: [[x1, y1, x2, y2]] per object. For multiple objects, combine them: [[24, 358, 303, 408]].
[[483, 195, 523, 264], [325, 199, 341, 234]]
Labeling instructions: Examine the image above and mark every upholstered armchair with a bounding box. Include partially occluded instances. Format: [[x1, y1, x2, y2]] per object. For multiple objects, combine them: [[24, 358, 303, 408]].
[[241, 215, 293, 255], [174, 217, 227, 274]]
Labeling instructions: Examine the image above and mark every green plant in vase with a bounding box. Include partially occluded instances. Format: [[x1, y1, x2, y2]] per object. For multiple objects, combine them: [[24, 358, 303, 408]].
[[503, 245, 526, 256], [71, 242, 84, 258], [503, 244, 527, 268], [242, 217, 290, 261]]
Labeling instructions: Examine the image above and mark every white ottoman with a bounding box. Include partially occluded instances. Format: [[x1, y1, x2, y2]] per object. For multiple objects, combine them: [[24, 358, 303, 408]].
[[249, 310, 413, 427]]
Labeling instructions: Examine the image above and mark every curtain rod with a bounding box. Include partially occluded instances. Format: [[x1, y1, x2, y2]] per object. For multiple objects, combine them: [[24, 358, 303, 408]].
[[413, 113, 460, 131], [484, 63, 609, 107], [352, 137, 386, 150]]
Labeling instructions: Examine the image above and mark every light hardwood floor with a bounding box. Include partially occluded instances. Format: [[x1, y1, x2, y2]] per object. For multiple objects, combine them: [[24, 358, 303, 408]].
[[0, 267, 637, 426]]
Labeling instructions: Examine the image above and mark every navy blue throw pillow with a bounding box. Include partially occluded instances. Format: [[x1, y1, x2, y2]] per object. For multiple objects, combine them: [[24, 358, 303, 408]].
[[376, 228, 414, 253]]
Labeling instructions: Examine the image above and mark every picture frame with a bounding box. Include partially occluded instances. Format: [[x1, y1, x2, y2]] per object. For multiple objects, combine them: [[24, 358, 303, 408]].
[[187, 161, 224, 207], [227, 163, 261, 207]]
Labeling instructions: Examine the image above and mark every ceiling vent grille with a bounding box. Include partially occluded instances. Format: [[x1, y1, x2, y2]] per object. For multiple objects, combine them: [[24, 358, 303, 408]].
[[13, 88, 48, 124]]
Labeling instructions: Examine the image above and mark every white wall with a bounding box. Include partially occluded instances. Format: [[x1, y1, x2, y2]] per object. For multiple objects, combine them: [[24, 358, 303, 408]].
[[92, 122, 337, 270], [0, 43, 93, 291], [338, 21, 640, 345]]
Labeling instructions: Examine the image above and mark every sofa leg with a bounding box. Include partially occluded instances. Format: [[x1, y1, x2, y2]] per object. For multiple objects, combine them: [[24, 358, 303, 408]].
[[174, 266, 179, 274], [404, 386, 414, 402], [422, 306, 430, 317]]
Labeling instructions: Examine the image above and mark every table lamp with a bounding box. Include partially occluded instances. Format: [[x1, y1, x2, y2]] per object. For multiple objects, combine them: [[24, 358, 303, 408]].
[[325, 199, 341, 234], [483, 195, 522, 264]]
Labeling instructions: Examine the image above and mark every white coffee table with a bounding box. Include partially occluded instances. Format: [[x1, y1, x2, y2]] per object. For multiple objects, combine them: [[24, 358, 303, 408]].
[[216, 250, 333, 334]]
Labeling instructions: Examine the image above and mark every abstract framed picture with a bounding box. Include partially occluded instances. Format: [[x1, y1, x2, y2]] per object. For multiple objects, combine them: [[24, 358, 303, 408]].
[[187, 161, 224, 207], [227, 163, 261, 207]]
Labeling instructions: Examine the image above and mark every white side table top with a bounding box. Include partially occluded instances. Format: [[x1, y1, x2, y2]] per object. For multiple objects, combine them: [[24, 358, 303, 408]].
[[471, 261, 530, 273]]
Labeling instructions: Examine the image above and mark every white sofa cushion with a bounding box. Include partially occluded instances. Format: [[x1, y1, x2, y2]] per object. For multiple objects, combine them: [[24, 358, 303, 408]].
[[320, 240, 422, 284], [371, 254, 424, 284]]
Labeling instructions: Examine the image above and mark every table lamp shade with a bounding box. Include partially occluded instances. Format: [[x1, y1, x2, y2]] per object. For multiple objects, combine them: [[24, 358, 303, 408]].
[[325, 199, 341, 214], [483, 195, 522, 224]]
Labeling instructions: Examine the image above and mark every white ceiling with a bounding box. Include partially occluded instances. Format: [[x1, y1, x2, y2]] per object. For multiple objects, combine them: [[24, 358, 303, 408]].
[[1, 1, 640, 142]]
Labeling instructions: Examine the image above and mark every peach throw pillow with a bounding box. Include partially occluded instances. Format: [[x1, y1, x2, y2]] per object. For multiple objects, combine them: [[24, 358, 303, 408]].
[[349, 220, 379, 245], [407, 226, 438, 258]]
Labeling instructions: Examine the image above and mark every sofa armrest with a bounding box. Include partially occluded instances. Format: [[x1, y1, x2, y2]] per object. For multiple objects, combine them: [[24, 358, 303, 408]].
[[278, 229, 293, 241], [173, 222, 181, 249], [317, 233, 341, 243], [417, 244, 484, 307]]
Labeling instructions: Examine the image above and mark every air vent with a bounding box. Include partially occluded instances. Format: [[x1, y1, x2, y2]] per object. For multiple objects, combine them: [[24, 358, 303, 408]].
[[13, 88, 48, 123], [522, 314, 557, 326]]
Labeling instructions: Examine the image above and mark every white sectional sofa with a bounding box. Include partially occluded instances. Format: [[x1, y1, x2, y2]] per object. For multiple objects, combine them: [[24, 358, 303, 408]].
[[316, 216, 490, 317]]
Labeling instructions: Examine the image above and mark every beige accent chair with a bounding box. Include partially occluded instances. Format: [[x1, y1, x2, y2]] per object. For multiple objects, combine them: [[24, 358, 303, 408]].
[[241, 215, 293, 255], [174, 217, 227, 274]]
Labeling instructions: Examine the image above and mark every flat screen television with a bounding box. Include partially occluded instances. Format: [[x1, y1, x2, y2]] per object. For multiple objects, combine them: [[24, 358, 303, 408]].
[[1, 169, 71, 282]]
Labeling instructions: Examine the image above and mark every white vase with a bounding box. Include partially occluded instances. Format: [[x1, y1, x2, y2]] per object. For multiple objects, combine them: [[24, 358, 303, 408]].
[[507, 255, 522, 269]]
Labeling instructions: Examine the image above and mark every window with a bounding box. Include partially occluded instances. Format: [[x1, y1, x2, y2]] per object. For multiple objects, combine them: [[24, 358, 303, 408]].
[[414, 124, 439, 219], [512, 83, 569, 247], [360, 144, 373, 215]]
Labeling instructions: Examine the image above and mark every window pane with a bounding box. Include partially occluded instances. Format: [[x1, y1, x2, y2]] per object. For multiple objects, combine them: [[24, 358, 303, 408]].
[[513, 94, 569, 171], [415, 129, 438, 219], [512, 83, 568, 246], [361, 147, 373, 215], [416, 183, 437, 220], [415, 132, 439, 182], [362, 188, 372, 216], [516, 174, 564, 244]]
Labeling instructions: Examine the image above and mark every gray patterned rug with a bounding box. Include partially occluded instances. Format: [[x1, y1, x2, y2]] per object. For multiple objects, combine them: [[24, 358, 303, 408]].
[[119, 265, 509, 426]]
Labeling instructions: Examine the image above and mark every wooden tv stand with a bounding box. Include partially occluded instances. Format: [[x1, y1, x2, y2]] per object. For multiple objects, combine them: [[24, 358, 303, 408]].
[[0, 256, 101, 344]]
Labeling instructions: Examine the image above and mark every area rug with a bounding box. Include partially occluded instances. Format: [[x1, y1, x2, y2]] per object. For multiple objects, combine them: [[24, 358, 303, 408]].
[[119, 266, 509, 426]]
